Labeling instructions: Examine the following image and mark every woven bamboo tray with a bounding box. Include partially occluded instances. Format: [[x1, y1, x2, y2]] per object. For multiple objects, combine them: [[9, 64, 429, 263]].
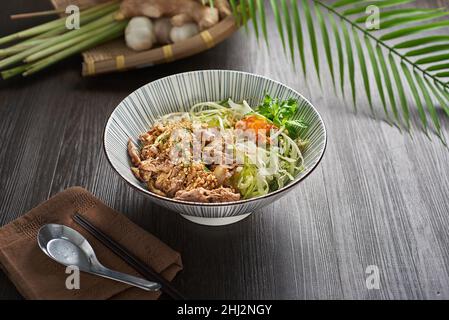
[[51, 0, 238, 76]]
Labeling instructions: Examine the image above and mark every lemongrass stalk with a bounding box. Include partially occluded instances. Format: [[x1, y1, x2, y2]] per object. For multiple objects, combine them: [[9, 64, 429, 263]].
[[0, 18, 66, 46], [25, 23, 114, 63], [2, 1, 119, 44], [0, 2, 119, 58], [0, 28, 66, 58], [34, 1, 120, 39], [11, 38, 49, 47], [0, 0, 119, 46], [0, 29, 65, 58], [13, 25, 68, 47], [1, 65, 29, 80], [31, 26, 67, 39], [0, 38, 51, 57], [29, 4, 118, 41], [23, 21, 127, 76], [0, 47, 27, 58], [0, 12, 118, 69]]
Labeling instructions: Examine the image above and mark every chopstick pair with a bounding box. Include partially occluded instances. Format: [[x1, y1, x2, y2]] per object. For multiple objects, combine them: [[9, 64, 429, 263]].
[[72, 213, 186, 300]]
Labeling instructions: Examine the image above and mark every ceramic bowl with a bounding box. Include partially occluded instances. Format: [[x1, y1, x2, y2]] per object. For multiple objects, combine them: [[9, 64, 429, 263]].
[[104, 70, 326, 226]]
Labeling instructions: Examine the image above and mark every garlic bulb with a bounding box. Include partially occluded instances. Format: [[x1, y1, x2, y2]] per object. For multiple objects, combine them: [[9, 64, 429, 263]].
[[125, 17, 156, 51], [169, 23, 199, 43], [154, 18, 172, 45]]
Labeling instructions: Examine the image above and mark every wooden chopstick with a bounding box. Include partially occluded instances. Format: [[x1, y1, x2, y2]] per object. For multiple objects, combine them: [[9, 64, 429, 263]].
[[73, 213, 186, 300]]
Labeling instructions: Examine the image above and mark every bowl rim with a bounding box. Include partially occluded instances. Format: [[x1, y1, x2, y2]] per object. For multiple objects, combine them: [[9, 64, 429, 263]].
[[103, 69, 327, 207]]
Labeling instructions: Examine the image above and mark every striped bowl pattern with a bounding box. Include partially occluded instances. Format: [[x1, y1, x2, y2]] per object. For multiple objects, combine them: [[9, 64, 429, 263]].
[[104, 70, 326, 219]]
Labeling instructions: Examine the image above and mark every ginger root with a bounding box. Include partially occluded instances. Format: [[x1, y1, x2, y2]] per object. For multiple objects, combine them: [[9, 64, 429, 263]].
[[118, 0, 219, 30], [201, 0, 232, 18]]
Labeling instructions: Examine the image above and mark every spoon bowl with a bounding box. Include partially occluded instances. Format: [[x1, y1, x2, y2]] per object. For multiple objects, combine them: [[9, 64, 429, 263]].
[[38, 223, 161, 291], [38, 224, 94, 271]]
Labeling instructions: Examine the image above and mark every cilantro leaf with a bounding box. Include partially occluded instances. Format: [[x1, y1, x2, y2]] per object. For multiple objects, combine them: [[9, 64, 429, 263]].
[[256, 94, 307, 138], [274, 98, 298, 125], [257, 95, 279, 122], [284, 119, 308, 139]]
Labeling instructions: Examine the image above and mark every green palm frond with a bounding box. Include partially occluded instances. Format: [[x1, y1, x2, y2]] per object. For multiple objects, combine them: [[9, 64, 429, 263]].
[[240, 0, 250, 32], [355, 8, 445, 23], [329, 14, 345, 96], [377, 11, 449, 29], [377, 43, 401, 127], [291, 0, 306, 74], [389, 53, 410, 130], [395, 35, 449, 49], [406, 44, 449, 57], [342, 21, 356, 107], [341, 0, 415, 16], [248, 0, 259, 39], [380, 20, 449, 41], [427, 63, 449, 72], [281, 0, 295, 64], [316, 3, 334, 87], [234, 0, 449, 143], [365, 34, 388, 119], [401, 62, 429, 134], [302, 0, 321, 83], [353, 27, 372, 112]]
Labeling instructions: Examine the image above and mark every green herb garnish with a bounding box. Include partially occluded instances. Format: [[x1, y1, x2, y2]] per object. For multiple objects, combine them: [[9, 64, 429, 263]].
[[256, 94, 307, 139]]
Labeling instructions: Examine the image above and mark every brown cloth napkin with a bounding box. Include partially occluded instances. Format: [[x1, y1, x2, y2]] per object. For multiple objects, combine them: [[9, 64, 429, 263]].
[[0, 187, 182, 300]]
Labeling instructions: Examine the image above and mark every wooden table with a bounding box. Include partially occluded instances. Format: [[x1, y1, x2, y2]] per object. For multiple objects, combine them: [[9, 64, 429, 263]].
[[1, 0, 449, 299]]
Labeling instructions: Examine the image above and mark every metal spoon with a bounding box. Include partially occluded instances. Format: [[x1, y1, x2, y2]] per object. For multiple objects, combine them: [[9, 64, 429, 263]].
[[37, 223, 161, 291]]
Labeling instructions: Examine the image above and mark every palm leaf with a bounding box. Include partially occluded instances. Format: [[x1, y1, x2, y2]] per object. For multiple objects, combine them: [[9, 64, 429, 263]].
[[315, 4, 334, 87], [291, 0, 306, 74], [355, 8, 442, 23], [353, 27, 372, 112], [426, 79, 449, 117], [281, 0, 295, 65], [257, 0, 268, 45], [342, 22, 355, 107], [376, 44, 401, 127], [427, 63, 449, 72], [433, 81, 449, 117], [377, 11, 449, 29], [406, 44, 449, 57], [388, 53, 410, 129], [401, 62, 428, 133], [329, 14, 345, 97], [436, 81, 449, 97], [365, 35, 388, 119], [435, 71, 449, 78], [302, 0, 321, 83], [343, 0, 415, 16], [416, 53, 449, 65], [270, 0, 286, 52], [240, 0, 449, 143], [414, 70, 443, 141], [240, 0, 249, 33], [229, 0, 240, 25], [381, 20, 449, 41], [332, 0, 365, 8], [394, 35, 449, 49], [248, 0, 259, 39]]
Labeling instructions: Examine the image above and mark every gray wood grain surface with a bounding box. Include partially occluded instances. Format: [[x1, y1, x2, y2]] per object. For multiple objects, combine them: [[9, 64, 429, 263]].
[[1, 0, 449, 300]]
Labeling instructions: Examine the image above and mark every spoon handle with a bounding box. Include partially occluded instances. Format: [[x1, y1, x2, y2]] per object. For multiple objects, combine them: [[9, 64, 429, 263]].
[[90, 266, 161, 291]]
